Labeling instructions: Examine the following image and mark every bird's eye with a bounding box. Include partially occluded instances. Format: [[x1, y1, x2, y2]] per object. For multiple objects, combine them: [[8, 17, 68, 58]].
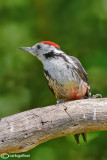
[[37, 45, 41, 49]]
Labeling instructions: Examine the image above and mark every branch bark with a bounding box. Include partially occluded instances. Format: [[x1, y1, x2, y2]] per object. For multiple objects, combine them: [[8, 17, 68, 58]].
[[0, 98, 107, 154]]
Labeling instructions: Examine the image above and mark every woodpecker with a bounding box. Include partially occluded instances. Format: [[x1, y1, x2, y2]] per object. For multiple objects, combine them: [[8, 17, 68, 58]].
[[20, 41, 91, 144]]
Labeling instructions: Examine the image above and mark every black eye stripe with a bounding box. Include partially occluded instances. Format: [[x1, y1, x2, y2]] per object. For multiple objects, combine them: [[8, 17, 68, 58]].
[[37, 45, 41, 49]]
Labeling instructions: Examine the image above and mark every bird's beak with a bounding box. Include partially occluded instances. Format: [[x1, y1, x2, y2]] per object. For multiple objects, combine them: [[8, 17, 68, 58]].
[[19, 47, 34, 55]]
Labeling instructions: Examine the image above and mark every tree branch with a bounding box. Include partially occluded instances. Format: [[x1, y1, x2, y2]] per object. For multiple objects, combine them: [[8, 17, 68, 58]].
[[0, 98, 107, 154]]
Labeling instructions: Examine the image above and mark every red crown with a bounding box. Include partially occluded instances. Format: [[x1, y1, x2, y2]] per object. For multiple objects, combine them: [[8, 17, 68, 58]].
[[40, 41, 60, 48]]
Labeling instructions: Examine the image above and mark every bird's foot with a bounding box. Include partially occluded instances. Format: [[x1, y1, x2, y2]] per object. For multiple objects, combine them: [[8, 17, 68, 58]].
[[74, 133, 87, 144], [57, 99, 64, 104], [91, 94, 102, 99]]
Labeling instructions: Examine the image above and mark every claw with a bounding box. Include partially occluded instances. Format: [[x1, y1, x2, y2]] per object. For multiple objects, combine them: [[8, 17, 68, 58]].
[[91, 94, 102, 99], [81, 133, 87, 142], [57, 99, 64, 104], [74, 134, 80, 144]]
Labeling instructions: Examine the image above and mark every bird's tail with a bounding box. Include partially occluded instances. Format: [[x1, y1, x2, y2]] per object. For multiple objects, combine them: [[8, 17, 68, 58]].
[[74, 133, 87, 144]]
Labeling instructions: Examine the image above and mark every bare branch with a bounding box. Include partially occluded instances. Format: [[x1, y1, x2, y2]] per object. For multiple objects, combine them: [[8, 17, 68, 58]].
[[0, 98, 107, 154]]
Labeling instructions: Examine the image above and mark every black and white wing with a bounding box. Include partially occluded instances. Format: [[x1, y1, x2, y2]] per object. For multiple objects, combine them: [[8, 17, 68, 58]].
[[69, 56, 91, 98]]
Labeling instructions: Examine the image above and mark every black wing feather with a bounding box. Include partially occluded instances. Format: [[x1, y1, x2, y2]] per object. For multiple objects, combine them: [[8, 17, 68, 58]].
[[69, 56, 91, 97], [70, 56, 89, 84]]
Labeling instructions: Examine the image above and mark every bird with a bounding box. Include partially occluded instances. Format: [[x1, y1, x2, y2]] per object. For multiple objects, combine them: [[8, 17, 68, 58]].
[[20, 41, 91, 144]]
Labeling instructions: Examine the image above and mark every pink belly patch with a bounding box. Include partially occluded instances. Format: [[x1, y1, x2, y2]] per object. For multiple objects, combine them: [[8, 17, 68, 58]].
[[64, 81, 87, 101]]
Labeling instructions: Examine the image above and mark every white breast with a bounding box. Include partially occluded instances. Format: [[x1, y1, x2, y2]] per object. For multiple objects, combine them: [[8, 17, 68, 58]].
[[43, 56, 81, 84]]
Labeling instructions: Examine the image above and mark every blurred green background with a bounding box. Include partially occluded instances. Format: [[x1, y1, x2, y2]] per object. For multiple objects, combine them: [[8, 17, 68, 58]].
[[0, 0, 107, 160]]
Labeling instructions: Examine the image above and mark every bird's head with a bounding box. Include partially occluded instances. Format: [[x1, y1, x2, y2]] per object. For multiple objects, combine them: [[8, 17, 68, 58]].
[[20, 41, 61, 62]]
